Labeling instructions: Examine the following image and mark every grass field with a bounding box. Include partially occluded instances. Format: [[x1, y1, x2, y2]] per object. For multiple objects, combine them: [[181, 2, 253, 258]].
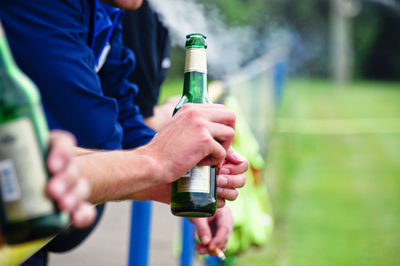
[[236, 79, 400, 266]]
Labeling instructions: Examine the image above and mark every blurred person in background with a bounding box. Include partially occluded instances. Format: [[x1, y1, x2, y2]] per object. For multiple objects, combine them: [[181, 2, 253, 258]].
[[122, 0, 179, 131]]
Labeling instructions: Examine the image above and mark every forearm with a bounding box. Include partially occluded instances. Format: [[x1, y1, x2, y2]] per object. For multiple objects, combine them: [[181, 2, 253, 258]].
[[127, 183, 171, 204], [75, 103, 237, 205], [73, 146, 101, 156], [77, 146, 162, 204]]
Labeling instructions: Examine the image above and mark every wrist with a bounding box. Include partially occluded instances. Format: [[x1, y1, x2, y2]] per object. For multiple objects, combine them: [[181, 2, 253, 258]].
[[130, 145, 166, 186]]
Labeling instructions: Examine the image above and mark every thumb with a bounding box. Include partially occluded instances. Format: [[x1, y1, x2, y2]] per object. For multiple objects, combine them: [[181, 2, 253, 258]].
[[224, 147, 246, 165]]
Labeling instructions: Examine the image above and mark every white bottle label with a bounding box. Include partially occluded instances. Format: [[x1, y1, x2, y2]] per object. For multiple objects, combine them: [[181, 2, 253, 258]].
[[184, 48, 207, 74], [177, 166, 210, 193], [0, 118, 54, 221]]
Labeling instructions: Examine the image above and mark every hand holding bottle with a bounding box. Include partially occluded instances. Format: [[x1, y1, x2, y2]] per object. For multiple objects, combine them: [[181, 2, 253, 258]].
[[216, 148, 248, 208], [46, 131, 96, 229], [145, 103, 235, 185], [131, 146, 247, 206]]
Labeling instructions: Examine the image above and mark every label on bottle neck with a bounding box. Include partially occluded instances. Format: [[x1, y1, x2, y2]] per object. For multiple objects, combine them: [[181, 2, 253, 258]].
[[177, 166, 210, 193], [0, 23, 4, 38], [184, 48, 207, 74], [0, 118, 54, 221]]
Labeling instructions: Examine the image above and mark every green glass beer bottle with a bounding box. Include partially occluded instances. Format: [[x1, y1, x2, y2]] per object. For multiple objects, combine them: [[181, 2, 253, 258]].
[[170, 33, 217, 217], [0, 22, 68, 244]]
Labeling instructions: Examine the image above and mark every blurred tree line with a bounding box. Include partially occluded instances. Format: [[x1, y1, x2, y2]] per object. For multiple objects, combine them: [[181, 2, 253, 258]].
[[189, 0, 400, 80]]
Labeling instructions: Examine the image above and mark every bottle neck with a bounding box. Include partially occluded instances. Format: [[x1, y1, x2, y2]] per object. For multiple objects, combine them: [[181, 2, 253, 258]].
[[182, 71, 209, 103], [0, 22, 41, 108], [0, 23, 18, 74], [182, 47, 209, 103]]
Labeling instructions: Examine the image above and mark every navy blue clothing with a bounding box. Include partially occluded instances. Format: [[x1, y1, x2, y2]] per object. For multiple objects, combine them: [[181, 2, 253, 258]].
[[0, 0, 155, 264], [122, 0, 171, 118], [97, 4, 155, 148], [0, 0, 155, 150], [0, 0, 123, 150], [17, 249, 47, 266]]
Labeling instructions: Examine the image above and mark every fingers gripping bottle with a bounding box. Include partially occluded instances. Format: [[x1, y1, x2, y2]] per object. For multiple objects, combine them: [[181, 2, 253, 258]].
[[170, 34, 217, 217], [0, 22, 68, 244]]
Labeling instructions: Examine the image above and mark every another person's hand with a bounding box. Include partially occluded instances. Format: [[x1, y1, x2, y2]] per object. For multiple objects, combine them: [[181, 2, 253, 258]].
[[216, 147, 248, 208], [46, 131, 96, 228], [190, 205, 233, 255], [145, 96, 180, 131], [133, 148, 247, 206]]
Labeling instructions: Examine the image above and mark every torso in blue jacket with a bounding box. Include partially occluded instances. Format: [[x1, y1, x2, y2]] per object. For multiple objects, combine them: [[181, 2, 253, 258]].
[[0, 0, 155, 264]]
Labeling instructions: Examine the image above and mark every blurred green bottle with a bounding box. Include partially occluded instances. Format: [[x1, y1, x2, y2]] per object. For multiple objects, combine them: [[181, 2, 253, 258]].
[[0, 22, 68, 244], [170, 33, 217, 217]]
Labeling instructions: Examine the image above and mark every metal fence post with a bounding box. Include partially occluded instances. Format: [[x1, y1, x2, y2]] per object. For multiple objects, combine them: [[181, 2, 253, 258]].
[[205, 256, 220, 266], [273, 61, 287, 105], [128, 201, 152, 266], [180, 218, 195, 266]]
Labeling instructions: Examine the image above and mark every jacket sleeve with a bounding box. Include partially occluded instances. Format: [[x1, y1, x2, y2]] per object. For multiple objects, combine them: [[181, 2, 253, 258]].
[[0, 0, 124, 150], [98, 20, 156, 149]]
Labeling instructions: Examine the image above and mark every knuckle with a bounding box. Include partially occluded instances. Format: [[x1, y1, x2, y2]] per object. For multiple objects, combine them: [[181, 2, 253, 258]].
[[60, 197, 73, 211], [219, 148, 227, 161], [227, 127, 235, 139], [188, 109, 201, 121], [227, 111, 236, 125], [68, 163, 80, 180], [229, 189, 239, 201], [78, 179, 90, 198], [199, 134, 213, 147], [217, 198, 226, 208], [63, 131, 77, 145], [237, 175, 246, 188], [243, 159, 250, 170], [243, 160, 250, 173], [182, 104, 199, 117], [194, 117, 207, 129]]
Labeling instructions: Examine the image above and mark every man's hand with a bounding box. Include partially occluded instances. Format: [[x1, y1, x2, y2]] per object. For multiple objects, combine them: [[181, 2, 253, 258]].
[[46, 131, 96, 228], [216, 148, 248, 208], [72, 104, 237, 204], [190, 206, 233, 255], [130, 147, 247, 207], [144, 103, 236, 185]]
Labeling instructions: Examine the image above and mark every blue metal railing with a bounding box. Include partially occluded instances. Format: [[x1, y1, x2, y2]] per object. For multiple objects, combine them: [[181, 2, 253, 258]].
[[180, 218, 196, 266], [128, 201, 152, 266]]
